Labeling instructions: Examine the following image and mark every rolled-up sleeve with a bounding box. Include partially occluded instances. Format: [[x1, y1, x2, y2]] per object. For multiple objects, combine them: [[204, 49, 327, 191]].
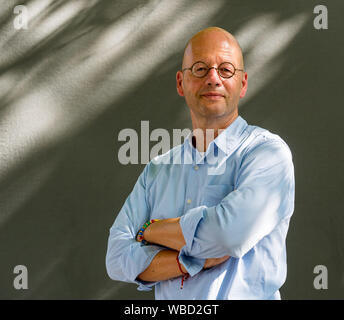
[[180, 140, 295, 259], [105, 164, 165, 291]]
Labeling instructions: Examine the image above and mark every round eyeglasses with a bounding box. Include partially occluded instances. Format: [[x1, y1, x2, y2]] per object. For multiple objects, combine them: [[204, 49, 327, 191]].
[[182, 61, 244, 79]]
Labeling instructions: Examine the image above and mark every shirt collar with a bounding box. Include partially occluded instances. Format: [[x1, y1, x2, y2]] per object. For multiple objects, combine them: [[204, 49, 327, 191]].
[[214, 115, 248, 154], [185, 115, 248, 156]]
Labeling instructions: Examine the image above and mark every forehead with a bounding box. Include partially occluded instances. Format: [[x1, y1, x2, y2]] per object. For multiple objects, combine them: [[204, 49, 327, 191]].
[[183, 31, 241, 66]]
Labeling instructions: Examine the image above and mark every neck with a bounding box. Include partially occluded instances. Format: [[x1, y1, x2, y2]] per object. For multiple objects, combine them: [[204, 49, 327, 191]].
[[190, 111, 238, 152]]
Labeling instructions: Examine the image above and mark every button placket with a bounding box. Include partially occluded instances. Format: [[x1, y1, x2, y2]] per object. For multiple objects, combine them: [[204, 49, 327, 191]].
[[184, 163, 201, 209]]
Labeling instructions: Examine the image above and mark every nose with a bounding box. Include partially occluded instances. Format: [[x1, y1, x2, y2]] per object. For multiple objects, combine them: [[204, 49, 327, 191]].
[[206, 67, 221, 87]]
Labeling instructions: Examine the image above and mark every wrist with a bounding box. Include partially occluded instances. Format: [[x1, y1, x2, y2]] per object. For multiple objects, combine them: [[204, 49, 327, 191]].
[[175, 252, 187, 273], [136, 219, 160, 244], [176, 253, 189, 289], [142, 223, 152, 242], [180, 261, 187, 274]]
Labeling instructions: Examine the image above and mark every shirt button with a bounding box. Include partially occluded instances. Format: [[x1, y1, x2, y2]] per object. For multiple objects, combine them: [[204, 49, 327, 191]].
[[194, 165, 199, 171], [187, 199, 192, 204]]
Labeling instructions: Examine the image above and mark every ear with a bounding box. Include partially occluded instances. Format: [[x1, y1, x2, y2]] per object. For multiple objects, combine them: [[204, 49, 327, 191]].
[[239, 72, 248, 98], [176, 70, 184, 97]]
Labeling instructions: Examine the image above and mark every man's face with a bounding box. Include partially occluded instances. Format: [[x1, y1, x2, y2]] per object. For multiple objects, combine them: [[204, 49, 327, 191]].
[[176, 31, 248, 122]]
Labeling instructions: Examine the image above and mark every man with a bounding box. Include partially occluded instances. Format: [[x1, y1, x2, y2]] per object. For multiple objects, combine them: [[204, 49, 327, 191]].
[[106, 27, 295, 299]]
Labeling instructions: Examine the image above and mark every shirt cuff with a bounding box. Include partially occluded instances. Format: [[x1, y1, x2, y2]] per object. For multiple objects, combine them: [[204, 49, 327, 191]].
[[178, 252, 205, 277], [178, 206, 206, 276], [136, 279, 159, 291]]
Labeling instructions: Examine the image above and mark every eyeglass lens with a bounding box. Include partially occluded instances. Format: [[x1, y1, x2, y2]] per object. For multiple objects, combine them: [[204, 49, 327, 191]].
[[191, 62, 235, 78]]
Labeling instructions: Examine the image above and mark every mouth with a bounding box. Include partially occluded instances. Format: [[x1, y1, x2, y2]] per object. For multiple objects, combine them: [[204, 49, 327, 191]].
[[201, 92, 225, 100]]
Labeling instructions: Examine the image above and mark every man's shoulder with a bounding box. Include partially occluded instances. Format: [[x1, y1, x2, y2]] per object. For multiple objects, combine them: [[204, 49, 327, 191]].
[[245, 123, 285, 142], [242, 123, 293, 163]]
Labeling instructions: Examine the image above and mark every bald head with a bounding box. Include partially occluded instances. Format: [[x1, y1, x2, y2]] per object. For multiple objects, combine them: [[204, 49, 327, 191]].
[[182, 27, 244, 70]]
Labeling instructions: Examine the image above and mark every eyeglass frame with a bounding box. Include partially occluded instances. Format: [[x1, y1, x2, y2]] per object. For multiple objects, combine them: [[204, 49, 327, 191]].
[[181, 61, 244, 79]]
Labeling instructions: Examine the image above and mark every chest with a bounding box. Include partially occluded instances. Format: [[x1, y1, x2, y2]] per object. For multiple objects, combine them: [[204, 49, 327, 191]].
[[147, 160, 238, 219]]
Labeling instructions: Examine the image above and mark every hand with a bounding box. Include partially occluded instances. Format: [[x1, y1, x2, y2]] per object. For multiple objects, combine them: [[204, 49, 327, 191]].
[[203, 255, 230, 269]]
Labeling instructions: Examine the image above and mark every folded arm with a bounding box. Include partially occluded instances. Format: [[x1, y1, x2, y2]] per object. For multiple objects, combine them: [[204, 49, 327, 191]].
[[141, 140, 295, 259], [142, 217, 186, 251], [105, 166, 166, 289], [137, 249, 229, 282], [106, 163, 207, 288]]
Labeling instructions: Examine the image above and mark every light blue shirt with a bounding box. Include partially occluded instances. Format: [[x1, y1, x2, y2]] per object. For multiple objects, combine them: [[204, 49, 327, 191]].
[[106, 116, 295, 300]]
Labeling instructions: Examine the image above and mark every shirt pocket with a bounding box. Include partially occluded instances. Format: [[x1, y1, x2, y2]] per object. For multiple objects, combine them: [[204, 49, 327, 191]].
[[202, 184, 234, 207]]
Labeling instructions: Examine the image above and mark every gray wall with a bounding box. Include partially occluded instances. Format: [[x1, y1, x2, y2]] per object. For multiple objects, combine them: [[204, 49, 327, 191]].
[[0, 0, 343, 299]]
